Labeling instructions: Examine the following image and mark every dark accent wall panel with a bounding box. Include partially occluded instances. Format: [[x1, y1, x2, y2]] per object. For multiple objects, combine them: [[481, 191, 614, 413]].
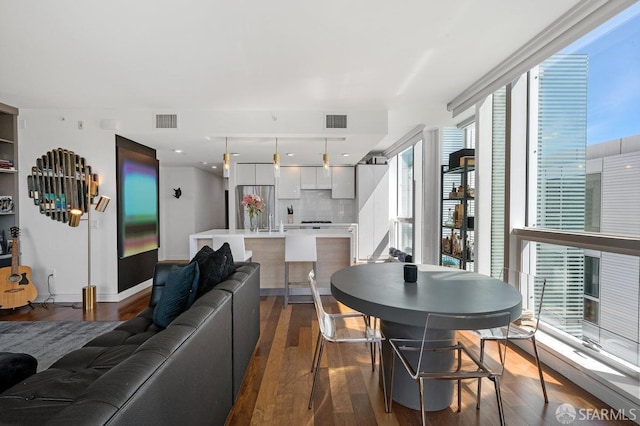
[[116, 135, 159, 293]]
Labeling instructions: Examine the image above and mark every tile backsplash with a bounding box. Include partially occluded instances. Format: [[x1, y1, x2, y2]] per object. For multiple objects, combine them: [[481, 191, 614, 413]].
[[277, 189, 356, 223]]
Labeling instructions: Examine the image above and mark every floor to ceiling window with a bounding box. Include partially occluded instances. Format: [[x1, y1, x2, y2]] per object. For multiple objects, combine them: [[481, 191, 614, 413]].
[[481, 2, 640, 374], [532, 3, 640, 368], [392, 146, 414, 257]]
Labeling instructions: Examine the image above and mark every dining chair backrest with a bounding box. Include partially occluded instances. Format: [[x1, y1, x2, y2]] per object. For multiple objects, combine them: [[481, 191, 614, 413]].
[[501, 268, 547, 332], [211, 235, 250, 262], [308, 270, 335, 339], [285, 234, 318, 263], [417, 311, 511, 374]]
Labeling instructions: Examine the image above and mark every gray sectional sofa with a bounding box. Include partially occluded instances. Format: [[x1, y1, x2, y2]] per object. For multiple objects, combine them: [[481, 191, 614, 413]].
[[0, 261, 260, 426]]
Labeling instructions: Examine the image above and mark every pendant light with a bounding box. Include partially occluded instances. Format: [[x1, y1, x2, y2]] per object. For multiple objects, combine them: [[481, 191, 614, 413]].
[[223, 137, 230, 178], [273, 137, 280, 178], [323, 138, 330, 176]]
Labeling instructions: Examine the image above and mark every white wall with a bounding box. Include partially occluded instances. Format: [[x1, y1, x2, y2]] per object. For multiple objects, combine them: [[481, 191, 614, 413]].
[[194, 167, 225, 231], [160, 166, 224, 260]]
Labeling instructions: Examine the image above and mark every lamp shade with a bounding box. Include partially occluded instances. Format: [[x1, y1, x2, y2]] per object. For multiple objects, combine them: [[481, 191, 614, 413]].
[[95, 195, 111, 212], [68, 209, 82, 227], [273, 138, 280, 178]]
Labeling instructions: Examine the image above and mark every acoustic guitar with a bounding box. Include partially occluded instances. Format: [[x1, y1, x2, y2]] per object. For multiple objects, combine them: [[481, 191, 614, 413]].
[[0, 226, 38, 309]]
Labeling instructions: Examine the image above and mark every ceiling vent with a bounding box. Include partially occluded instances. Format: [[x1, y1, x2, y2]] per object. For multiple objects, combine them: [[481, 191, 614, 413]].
[[155, 113, 178, 129], [325, 114, 347, 129]]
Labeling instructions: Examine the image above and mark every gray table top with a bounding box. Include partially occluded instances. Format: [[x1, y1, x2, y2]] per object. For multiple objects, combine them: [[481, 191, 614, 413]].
[[331, 263, 522, 328]]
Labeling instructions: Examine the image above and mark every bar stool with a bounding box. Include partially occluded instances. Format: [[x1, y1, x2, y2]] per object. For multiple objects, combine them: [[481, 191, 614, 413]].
[[211, 235, 253, 262], [284, 234, 316, 308]]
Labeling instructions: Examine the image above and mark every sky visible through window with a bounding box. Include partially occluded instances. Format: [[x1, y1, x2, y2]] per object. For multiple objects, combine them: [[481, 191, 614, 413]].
[[561, 3, 640, 145]]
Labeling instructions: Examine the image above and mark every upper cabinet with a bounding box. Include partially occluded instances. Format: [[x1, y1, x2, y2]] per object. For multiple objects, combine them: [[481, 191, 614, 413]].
[[236, 163, 275, 186], [279, 166, 301, 199], [263, 165, 355, 199], [301, 167, 331, 190], [331, 167, 355, 199]]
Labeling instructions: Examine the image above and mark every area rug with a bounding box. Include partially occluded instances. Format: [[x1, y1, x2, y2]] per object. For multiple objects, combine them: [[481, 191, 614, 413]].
[[0, 321, 122, 371]]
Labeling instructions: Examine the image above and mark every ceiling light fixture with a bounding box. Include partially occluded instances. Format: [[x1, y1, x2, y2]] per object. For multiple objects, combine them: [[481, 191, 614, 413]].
[[223, 137, 230, 178], [323, 138, 330, 176], [273, 137, 280, 178]]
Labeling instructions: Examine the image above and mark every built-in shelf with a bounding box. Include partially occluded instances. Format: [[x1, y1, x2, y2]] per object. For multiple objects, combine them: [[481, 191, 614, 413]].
[[0, 102, 19, 268]]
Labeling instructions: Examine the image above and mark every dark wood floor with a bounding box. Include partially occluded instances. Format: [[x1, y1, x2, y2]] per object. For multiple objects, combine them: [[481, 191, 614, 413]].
[[1, 290, 633, 425]]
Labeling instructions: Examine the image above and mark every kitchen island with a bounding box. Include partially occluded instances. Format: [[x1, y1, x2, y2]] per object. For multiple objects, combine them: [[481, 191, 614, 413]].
[[189, 229, 355, 294]]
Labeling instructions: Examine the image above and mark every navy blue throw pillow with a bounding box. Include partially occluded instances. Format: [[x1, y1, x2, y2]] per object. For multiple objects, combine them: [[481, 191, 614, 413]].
[[153, 261, 200, 328], [216, 242, 235, 280], [191, 243, 236, 298]]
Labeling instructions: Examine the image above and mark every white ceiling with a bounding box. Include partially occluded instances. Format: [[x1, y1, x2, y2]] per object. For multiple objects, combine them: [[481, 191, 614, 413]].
[[0, 0, 579, 173]]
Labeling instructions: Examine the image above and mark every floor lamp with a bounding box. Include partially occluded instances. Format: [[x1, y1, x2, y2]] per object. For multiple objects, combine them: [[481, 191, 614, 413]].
[[69, 174, 110, 311]]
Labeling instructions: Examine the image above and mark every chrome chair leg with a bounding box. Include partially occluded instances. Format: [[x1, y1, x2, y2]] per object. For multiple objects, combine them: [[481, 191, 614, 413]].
[[494, 376, 505, 426], [457, 344, 462, 412], [477, 338, 486, 409], [531, 335, 549, 403], [369, 339, 375, 370], [308, 338, 325, 409], [419, 378, 426, 426], [284, 262, 289, 308], [311, 331, 322, 372]]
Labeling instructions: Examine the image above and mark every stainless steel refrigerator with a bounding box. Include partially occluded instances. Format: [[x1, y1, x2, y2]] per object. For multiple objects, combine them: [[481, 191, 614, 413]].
[[236, 185, 276, 230]]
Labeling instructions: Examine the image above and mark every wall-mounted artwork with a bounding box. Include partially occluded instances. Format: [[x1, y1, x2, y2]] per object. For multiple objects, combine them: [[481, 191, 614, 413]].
[[116, 143, 159, 258]]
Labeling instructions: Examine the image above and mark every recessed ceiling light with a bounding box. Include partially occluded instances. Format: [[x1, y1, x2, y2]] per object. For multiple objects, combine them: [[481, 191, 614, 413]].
[[201, 161, 208, 165], [231, 152, 240, 157], [204, 136, 211, 141], [286, 153, 295, 157], [211, 165, 217, 169], [341, 153, 350, 157], [173, 149, 183, 154]]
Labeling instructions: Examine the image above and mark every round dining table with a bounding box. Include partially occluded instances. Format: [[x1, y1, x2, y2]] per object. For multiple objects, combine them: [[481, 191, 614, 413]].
[[331, 262, 522, 411]]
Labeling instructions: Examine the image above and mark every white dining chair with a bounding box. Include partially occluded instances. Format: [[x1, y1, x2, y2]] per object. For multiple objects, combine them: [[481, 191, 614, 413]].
[[307, 270, 389, 412], [388, 311, 512, 426], [211, 235, 252, 262], [284, 234, 316, 307]]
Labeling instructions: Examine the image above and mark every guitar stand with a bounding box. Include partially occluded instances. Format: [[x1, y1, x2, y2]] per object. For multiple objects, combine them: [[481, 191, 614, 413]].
[[27, 301, 35, 310]]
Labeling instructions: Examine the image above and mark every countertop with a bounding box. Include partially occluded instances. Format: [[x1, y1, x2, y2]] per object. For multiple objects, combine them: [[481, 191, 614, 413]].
[[190, 228, 354, 239], [282, 222, 357, 228]]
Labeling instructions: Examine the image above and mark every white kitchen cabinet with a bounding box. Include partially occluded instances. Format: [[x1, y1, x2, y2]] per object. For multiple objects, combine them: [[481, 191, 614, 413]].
[[236, 164, 256, 186], [356, 164, 389, 261], [236, 163, 275, 186], [255, 163, 275, 185], [331, 166, 355, 199], [278, 166, 301, 199], [301, 166, 331, 189], [316, 167, 332, 189], [300, 167, 316, 189]]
